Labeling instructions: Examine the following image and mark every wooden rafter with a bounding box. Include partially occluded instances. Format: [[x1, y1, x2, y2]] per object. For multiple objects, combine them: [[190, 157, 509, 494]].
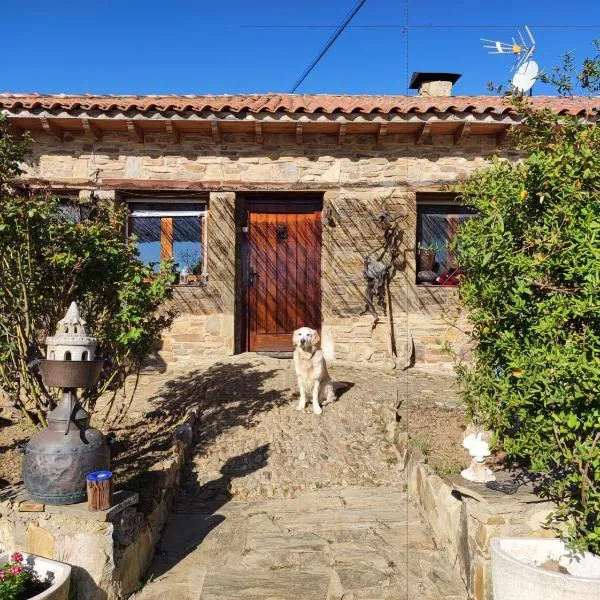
[[377, 123, 388, 145], [254, 122, 263, 144], [415, 122, 431, 145], [81, 118, 102, 141], [338, 123, 347, 145], [210, 120, 221, 143], [40, 117, 64, 141], [296, 122, 303, 144], [453, 121, 471, 145], [126, 119, 144, 143], [8, 121, 24, 137], [165, 120, 181, 143], [496, 125, 511, 146]]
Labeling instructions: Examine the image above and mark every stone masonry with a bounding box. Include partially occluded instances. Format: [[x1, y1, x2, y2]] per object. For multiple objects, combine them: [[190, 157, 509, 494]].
[[19, 129, 505, 364]]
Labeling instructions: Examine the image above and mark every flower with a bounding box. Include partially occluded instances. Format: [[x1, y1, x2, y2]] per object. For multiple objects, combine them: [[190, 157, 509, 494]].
[[10, 565, 23, 576], [10, 552, 23, 563], [0, 571, 5, 580]]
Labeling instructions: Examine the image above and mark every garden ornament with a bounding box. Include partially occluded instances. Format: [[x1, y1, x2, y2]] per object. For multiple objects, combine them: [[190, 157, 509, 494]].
[[23, 302, 110, 505], [360, 211, 404, 320], [461, 432, 496, 483]]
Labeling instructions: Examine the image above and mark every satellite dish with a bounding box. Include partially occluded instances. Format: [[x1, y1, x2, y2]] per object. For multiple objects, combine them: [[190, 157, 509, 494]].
[[512, 60, 539, 94], [482, 26, 539, 94]]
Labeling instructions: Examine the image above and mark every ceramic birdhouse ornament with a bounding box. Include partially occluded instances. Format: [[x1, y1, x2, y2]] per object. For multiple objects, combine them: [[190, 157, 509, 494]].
[[46, 301, 97, 361]]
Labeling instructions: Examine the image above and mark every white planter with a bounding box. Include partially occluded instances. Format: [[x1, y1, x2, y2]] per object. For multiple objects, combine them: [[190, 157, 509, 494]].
[[491, 537, 600, 600], [0, 552, 71, 600]]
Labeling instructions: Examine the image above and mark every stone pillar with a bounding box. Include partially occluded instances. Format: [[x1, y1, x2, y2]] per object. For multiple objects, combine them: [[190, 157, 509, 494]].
[[208, 192, 236, 354]]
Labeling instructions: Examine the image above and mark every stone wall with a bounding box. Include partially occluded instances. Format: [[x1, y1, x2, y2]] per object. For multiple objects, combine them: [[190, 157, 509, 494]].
[[21, 129, 504, 364], [22, 130, 510, 188], [400, 437, 556, 600], [0, 410, 199, 599]]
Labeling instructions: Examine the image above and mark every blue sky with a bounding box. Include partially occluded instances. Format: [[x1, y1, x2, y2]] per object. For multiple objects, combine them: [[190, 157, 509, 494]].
[[2, 0, 599, 96]]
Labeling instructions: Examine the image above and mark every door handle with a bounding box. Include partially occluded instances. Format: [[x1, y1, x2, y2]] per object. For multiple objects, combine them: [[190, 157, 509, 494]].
[[249, 267, 259, 287]]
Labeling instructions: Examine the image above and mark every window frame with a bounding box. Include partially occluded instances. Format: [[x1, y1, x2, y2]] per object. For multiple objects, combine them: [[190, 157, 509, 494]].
[[416, 197, 474, 287], [126, 198, 208, 279]]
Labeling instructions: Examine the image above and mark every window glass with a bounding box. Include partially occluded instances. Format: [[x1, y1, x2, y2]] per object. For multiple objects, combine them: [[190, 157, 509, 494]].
[[130, 216, 162, 269], [417, 204, 474, 284], [58, 201, 82, 223], [173, 217, 203, 273], [127, 202, 206, 280]]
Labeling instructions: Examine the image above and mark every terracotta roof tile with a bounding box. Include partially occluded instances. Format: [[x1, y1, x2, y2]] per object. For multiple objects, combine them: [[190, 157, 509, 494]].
[[0, 93, 597, 116]]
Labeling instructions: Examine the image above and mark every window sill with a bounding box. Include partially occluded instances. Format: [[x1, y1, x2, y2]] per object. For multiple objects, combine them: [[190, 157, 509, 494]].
[[415, 283, 459, 289], [172, 282, 207, 287]]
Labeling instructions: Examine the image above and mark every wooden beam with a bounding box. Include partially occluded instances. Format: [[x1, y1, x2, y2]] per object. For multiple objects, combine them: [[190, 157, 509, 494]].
[[496, 126, 511, 146], [40, 117, 64, 141], [296, 122, 303, 144], [7, 122, 24, 137], [254, 122, 263, 144], [337, 123, 347, 145], [415, 122, 431, 145], [210, 120, 221, 143], [165, 120, 181, 143], [126, 119, 144, 143], [453, 121, 471, 145], [377, 123, 388, 145], [160, 217, 173, 261], [81, 118, 102, 141]]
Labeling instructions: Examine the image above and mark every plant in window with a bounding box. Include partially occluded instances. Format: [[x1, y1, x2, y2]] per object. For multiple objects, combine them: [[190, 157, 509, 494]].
[[417, 241, 442, 272]]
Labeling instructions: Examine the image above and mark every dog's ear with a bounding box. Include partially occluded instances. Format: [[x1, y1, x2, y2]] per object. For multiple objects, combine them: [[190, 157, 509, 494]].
[[292, 329, 302, 347], [311, 329, 321, 348]]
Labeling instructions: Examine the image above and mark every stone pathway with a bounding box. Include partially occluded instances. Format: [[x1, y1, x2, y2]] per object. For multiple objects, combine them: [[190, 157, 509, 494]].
[[132, 356, 466, 599]]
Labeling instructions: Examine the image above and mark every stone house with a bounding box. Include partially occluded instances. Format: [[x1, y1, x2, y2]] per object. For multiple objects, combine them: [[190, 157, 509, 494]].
[[1, 77, 594, 366]]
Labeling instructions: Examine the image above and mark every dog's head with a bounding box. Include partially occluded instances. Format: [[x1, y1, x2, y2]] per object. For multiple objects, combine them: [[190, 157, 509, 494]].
[[292, 327, 320, 351]]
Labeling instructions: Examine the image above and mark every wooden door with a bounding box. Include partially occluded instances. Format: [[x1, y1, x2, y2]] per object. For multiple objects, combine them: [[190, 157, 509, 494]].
[[246, 202, 322, 352]]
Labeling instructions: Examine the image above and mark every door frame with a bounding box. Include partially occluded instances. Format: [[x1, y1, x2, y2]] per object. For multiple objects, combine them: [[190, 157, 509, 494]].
[[239, 193, 323, 353]]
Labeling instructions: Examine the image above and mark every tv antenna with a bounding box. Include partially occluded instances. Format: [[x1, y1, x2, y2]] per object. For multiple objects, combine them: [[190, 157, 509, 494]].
[[481, 26, 538, 94]]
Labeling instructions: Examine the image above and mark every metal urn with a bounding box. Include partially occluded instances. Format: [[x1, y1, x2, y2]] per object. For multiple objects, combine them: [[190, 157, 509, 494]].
[[23, 302, 110, 505]]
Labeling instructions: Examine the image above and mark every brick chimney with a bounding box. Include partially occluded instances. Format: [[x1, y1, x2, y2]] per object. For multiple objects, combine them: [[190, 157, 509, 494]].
[[409, 72, 461, 96]]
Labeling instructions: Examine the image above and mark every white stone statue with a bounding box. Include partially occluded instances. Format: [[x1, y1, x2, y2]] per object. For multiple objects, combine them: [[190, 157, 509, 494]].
[[461, 431, 496, 483], [46, 301, 97, 361]]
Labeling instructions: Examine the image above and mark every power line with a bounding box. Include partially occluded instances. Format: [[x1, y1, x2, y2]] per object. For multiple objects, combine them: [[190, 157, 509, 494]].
[[289, 0, 369, 93], [245, 24, 600, 29]]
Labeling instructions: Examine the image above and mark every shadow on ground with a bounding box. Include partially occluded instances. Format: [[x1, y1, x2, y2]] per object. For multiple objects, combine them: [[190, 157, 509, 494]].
[[109, 361, 288, 498], [145, 444, 270, 581]]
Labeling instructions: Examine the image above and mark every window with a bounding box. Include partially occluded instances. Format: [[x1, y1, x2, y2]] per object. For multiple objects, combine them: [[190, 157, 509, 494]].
[[127, 201, 207, 282], [58, 199, 91, 223], [416, 201, 474, 285]]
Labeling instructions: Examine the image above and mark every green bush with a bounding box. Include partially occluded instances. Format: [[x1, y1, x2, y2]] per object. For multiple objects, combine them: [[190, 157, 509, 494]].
[[0, 118, 176, 426], [456, 88, 600, 552]]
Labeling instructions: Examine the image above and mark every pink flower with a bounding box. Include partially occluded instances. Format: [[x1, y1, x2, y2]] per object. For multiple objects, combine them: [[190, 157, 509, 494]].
[[11, 552, 23, 563], [10, 565, 22, 576], [0, 571, 5, 580]]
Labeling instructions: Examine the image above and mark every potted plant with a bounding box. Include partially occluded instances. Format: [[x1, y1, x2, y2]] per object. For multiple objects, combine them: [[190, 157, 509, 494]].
[[491, 537, 600, 600], [417, 241, 438, 272], [0, 550, 71, 600]]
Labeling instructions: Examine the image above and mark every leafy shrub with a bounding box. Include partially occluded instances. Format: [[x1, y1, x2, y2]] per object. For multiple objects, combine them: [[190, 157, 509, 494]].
[[0, 118, 176, 426], [455, 83, 600, 552]]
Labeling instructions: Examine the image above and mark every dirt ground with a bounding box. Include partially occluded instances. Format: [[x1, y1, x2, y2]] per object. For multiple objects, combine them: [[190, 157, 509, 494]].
[[0, 360, 469, 493], [0, 404, 33, 486]]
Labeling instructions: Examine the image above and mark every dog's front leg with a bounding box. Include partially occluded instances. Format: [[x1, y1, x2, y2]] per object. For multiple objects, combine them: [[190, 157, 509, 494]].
[[297, 380, 307, 411], [312, 381, 323, 415]]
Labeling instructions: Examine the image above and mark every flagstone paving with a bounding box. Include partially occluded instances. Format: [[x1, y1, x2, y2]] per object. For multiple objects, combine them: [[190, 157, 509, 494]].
[[131, 356, 466, 600]]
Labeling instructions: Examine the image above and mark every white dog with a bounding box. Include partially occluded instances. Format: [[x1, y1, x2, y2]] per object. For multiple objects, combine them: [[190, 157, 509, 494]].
[[292, 327, 336, 415]]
